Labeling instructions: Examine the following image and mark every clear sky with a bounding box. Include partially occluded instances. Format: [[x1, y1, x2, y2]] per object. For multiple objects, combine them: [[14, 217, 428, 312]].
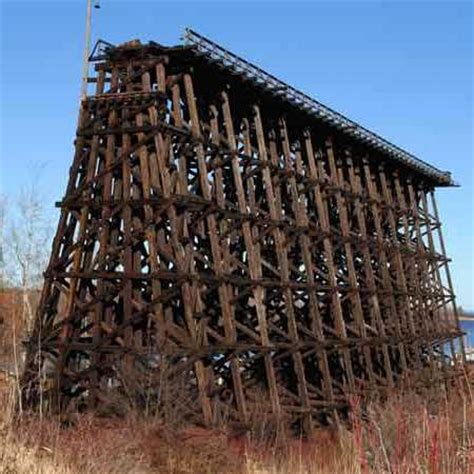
[[0, 1, 472, 309]]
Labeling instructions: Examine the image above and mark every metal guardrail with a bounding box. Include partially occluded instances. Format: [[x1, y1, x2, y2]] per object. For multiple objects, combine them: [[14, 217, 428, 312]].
[[183, 28, 454, 186]]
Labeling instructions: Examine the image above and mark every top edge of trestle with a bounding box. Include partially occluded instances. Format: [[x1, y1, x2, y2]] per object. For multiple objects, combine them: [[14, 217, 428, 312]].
[[89, 34, 457, 188]]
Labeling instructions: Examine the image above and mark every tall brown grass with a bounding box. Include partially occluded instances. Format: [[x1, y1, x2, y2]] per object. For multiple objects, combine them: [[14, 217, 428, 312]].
[[1, 288, 472, 473], [1, 375, 472, 473]]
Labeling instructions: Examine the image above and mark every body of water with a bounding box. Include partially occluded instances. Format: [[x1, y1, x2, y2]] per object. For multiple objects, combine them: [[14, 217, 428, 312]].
[[460, 320, 474, 348]]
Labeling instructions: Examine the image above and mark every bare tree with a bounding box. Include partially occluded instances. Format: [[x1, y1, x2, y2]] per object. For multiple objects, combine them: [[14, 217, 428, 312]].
[[0, 173, 53, 414], [6, 180, 53, 334]]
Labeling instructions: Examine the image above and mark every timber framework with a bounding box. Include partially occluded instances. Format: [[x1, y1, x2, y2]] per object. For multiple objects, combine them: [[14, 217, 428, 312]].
[[22, 29, 466, 431]]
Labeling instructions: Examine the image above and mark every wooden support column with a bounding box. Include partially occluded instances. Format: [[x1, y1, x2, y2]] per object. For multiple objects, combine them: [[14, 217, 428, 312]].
[[180, 72, 217, 425], [360, 157, 408, 374], [377, 167, 426, 374], [325, 138, 376, 388], [121, 100, 134, 370], [53, 106, 102, 408], [429, 191, 466, 363], [303, 134, 356, 394], [418, 187, 457, 370], [89, 100, 119, 407], [404, 178, 457, 376], [224, 99, 281, 418], [270, 118, 317, 429], [391, 172, 430, 338], [21, 103, 89, 407], [293, 131, 338, 423], [206, 101, 248, 423], [344, 150, 394, 388], [133, 69, 166, 358]]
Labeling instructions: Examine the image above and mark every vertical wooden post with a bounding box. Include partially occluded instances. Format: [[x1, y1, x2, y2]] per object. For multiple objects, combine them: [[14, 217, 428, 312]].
[[303, 133, 356, 394], [429, 191, 466, 363], [224, 99, 281, 417], [360, 157, 408, 373], [344, 150, 394, 388], [325, 138, 376, 388]]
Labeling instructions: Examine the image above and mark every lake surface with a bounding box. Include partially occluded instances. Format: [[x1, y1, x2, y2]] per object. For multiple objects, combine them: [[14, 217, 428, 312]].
[[460, 319, 474, 348]]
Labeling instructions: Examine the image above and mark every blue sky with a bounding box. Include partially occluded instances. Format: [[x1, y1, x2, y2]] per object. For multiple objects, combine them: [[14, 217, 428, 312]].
[[0, 1, 472, 309]]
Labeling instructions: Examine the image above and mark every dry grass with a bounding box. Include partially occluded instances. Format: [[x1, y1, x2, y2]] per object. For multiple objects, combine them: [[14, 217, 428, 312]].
[[1, 289, 473, 473], [1, 375, 473, 474]]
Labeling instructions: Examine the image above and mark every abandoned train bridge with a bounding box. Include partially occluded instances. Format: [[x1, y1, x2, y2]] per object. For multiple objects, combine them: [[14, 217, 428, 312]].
[[22, 29, 466, 430]]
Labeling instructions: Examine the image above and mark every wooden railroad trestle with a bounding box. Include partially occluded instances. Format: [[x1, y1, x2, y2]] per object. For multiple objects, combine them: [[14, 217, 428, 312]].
[[21, 36, 465, 431]]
